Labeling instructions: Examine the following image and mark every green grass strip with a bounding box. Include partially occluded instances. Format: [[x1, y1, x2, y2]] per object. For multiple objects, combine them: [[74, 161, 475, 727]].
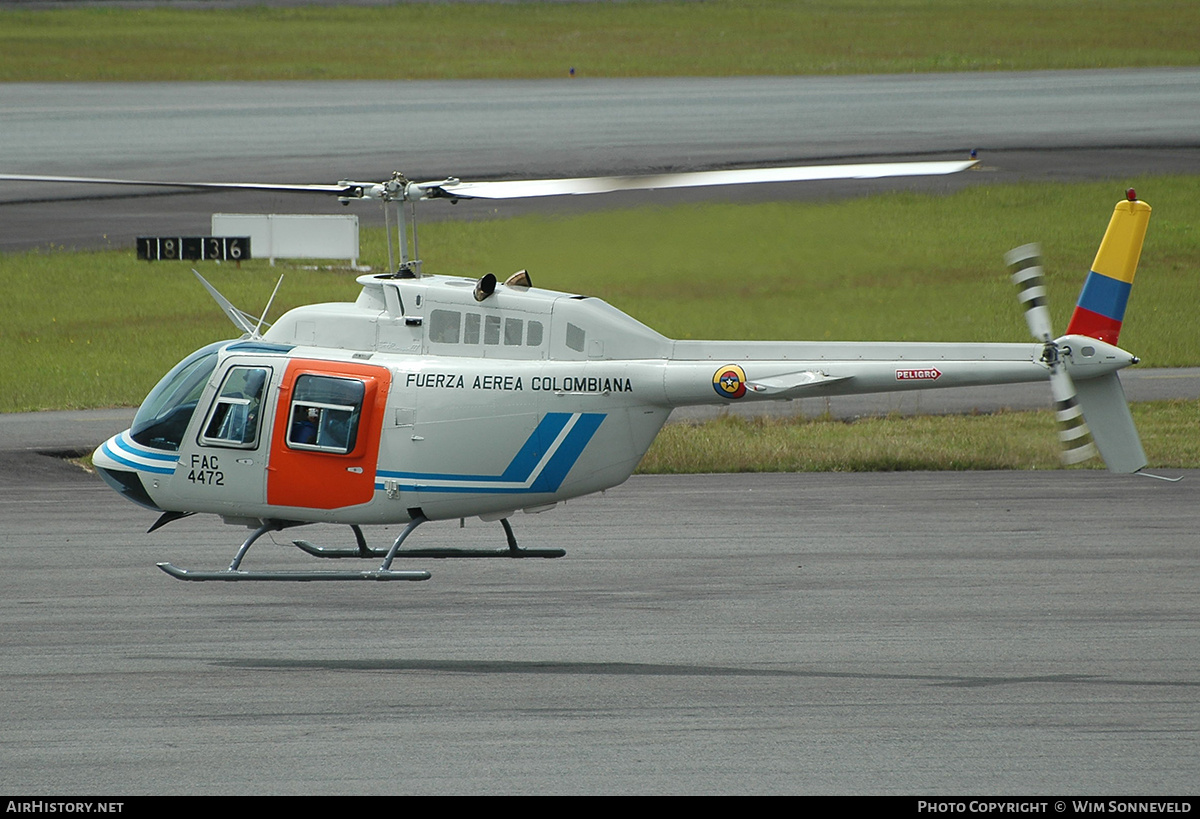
[[1, 0, 1198, 81], [638, 401, 1200, 473]]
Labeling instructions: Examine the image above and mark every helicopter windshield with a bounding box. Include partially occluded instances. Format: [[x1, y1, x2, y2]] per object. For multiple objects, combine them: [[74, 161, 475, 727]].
[[130, 341, 226, 451]]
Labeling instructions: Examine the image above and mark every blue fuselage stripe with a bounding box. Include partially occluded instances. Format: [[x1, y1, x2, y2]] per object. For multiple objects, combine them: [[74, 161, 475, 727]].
[[375, 412, 604, 494], [101, 441, 177, 475], [529, 413, 605, 493]]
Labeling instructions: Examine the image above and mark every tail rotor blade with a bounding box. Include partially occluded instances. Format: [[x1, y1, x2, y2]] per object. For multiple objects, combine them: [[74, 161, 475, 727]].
[[1006, 243, 1054, 343], [1048, 363, 1098, 466]]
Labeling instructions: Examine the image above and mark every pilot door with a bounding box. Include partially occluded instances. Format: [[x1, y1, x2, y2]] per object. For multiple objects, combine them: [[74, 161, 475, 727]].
[[267, 359, 391, 510], [172, 360, 275, 508]]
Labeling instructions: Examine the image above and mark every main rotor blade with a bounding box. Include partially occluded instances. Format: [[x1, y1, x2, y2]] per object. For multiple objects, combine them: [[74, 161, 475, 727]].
[[422, 160, 979, 200], [3, 158, 977, 204], [0, 173, 354, 196]]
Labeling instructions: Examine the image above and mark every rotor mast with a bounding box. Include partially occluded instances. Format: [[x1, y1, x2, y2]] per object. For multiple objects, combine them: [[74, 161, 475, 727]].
[[340, 171, 423, 277]]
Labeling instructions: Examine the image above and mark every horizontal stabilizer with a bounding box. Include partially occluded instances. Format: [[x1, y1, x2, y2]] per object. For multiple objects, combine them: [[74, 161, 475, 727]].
[[1073, 372, 1147, 474], [745, 370, 852, 396]]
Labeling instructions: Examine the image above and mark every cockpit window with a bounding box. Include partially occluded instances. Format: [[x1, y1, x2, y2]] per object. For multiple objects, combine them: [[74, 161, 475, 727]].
[[130, 341, 224, 452], [287, 375, 364, 455], [200, 366, 271, 448]]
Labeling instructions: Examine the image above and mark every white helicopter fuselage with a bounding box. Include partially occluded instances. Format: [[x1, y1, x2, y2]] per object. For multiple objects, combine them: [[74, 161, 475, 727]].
[[93, 270, 1137, 530]]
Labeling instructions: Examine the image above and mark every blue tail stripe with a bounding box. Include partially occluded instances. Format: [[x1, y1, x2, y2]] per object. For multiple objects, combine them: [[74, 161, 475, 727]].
[[1076, 270, 1133, 323]]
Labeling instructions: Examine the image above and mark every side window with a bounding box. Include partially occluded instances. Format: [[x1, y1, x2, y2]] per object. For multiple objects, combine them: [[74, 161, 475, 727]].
[[527, 320, 544, 347], [504, 317, 523, 346], [287, 375, 365, 455], [200, 366, 271, 448], [484, 315, 501, 346], [463, 313, 481, 345], [566, 323, 586, 353], [429, 309, 460, 343]]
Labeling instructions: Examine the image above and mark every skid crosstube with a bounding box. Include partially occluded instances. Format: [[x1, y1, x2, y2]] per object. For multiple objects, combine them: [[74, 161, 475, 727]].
[[292, 541, 566, 559], [293, 517, 565, 559], [156, 515, 561, 582]]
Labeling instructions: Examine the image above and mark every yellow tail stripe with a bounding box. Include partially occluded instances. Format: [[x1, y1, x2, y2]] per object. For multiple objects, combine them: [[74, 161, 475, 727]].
[[1091, 199, 1152, 285]]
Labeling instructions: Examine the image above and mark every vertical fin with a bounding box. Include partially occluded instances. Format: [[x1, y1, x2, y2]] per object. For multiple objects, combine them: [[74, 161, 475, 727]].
[[1074, 373, 1147, 474], [1065, 194, 1152, 345]]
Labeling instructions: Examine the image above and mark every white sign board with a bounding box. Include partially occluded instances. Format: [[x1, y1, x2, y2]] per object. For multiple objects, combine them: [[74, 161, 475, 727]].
[[212, 213, 359, 266]]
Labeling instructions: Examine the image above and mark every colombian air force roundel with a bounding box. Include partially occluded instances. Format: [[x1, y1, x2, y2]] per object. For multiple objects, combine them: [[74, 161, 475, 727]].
[[713, 364, 747, 399]]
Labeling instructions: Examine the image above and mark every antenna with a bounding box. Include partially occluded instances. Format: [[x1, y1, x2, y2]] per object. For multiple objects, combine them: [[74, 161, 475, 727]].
[[253, 274, 284, 338], [193, 269, 257, 336]]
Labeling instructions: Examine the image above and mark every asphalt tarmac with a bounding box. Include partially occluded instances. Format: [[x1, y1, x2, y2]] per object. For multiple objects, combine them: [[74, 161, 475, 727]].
[[1, 451, 1197, 794]]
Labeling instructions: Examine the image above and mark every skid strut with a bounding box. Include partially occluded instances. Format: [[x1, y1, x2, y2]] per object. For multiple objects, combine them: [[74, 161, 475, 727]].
[[158, 519, 431, 582], [293, 517, 566, 560]]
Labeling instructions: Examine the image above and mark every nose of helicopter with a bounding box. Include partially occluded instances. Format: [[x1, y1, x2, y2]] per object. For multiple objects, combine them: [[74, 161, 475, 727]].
[[92, 432, 166, 511]]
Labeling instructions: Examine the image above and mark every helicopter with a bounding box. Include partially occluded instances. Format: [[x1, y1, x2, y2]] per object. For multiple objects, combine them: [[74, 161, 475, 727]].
[[2, 160, 1154, 581]]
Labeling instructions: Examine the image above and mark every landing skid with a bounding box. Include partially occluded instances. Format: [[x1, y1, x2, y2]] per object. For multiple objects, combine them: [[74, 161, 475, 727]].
[[157, 564, 430, 582], [158, 516, 561, 582], [293, 518, 565, 560], [157, 519, 430, 582]]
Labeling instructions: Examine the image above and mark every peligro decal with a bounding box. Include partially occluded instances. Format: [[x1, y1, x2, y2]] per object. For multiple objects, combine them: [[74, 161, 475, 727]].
[[896, 368, 942, 381]]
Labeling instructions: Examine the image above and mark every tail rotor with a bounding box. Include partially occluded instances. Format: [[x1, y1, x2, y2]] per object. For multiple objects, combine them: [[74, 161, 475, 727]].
[[1006, 243, 1099, 466]]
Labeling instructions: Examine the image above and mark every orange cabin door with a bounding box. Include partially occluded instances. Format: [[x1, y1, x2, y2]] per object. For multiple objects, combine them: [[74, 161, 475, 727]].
[[267, 359, 391, 510]]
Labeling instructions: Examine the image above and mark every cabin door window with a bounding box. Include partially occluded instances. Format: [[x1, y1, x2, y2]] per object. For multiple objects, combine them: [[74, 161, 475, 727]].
[[267, 359, 390, 510]]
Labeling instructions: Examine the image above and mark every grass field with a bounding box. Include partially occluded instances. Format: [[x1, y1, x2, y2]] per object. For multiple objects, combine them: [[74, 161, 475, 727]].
[[2, 0, 1199, 81]]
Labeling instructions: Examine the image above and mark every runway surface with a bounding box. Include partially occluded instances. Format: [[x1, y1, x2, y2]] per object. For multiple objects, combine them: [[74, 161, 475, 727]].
[[3, 70, 1200, 250], [1, 451, 1197, 794]]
